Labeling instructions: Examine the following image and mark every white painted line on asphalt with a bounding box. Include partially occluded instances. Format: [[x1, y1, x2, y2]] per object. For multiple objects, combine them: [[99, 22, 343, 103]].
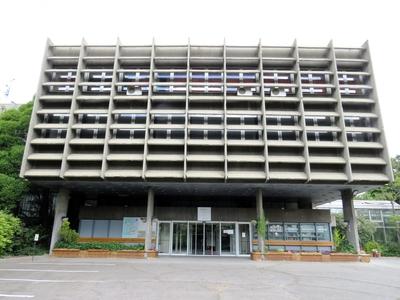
[[0, 278, 104, 283], [0, 269, 98, 273], [0, 294, 34, 298], [20, 262, 115, 266]]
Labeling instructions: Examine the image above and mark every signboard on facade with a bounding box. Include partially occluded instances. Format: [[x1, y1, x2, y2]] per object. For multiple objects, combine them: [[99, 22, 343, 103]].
[[122, 217, 156, 238], [197, 207, 211, 221]]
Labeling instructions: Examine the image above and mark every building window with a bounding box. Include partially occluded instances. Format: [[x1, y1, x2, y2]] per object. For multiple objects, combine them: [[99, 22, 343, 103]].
[[115, 129, 130, 139], [227, 117, 241, 125], [369, 209, 383, 222], [281, 131, 296, 141], [190, 116, 204, 125], [208, 130, 222, 140], [268, 223, 284, 240], [316, 223, 330, 241], [153, 130, 167, 139], [284, 223, 300, 240], [227, 130, 241, 140], [208, 116, 222, 125], [244, 130, 260, 140], [244, 116, 259, 125], [171, 130, 184, 139], [300, 223, 317, 241], [267, 131, 279, 140], [190, 130, 204, 139], [154, 115, 169, 124]]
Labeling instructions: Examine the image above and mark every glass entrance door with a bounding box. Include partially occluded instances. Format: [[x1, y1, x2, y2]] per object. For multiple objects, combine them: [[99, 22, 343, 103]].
[[172, 222, 187, 254], [221, 223, 236, 255], [205, 223, 220, 255], [189, 223, 204, 255], [238, 223, 251, 255], [158, 222, 171, 254]]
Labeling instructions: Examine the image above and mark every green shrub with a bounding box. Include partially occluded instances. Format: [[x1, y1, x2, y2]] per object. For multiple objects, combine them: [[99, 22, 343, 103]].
[[54, 241, 144, 251], [59, 219, 79, 244], [0, 210, 21, 256], [363, 240, 382, 254], [333, 227, 355, 253], [381, 243, 400, 257], [12, 224, 50, 256]]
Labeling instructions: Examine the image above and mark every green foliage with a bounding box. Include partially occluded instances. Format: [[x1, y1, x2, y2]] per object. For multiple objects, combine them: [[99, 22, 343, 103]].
[[12, 224, 50, 256], [54, 241, 144, 251], [381, 243, 400, 257], [257, 213, 267, 239], [357, 216, 377, 248], [59, 219, 79, 244], [364, 241, 382, 254], [0, 174, 28, 212], [0, 210, 21, 256], [0, 102, 32, 213], [333, 227, 355, 253]]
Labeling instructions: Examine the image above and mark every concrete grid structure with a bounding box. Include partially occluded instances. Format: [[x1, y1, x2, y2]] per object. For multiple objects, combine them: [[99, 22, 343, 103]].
[[20, 39, 392, 256]]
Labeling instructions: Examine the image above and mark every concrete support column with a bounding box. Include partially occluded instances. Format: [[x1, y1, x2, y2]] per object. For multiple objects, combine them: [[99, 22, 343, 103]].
[[341, 189, 360, 253], [145, 188, 155, 252], [256, 189, 265, 253], [49, 189, 69, 253]]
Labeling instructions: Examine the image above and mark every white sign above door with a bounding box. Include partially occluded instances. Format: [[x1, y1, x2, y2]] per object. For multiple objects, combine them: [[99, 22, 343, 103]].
[[197, 207, 211, 221]]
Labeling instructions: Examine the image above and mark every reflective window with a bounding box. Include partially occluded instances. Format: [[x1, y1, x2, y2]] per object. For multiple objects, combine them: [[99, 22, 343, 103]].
[[281, 131, 296, 141], [268, 223, 284, 240], [316, 223, 330, 241], [208, 130, 222, 140], [244, 116, 258, 125], [208, 116, 222, 125], [369, 210, 382, 221], [190, 116, 204, 124], [300, 223, 316, 241], [154, 115, 168, 124], [153, 130, 167, 139], [227, 130, 241, 140], [116, 129, 130, 138], [267, 131, 279, 140], [171, 130, 184, 139], [284, 223, 300, 240], [227, 117, 241, 125], [171, 115, 185, 124], [244, 130, 260, 140], [190, 130, 204, 139]]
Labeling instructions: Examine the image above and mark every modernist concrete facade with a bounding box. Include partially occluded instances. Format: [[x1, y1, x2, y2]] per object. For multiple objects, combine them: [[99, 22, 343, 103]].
[[20, 39, 392, 255]]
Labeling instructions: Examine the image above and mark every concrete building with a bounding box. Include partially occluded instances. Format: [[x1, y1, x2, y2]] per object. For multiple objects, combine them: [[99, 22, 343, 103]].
[[317, 200, 400, 243], [20, 39, 393, 256]]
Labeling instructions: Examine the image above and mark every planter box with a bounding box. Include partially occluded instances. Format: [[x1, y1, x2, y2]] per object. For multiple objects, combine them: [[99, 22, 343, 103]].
[[250, 252, 265, 261], [321, 254, 331, 262], [115, 250, 145, 258], [359, 254, 371, 263], [53, 248, 80, 258], [330, 253, 358, 262], [86, 249, 111, 258], [266, 252, 293, 261], [299, 252, 322, 262], [146, 250, 159, 258]]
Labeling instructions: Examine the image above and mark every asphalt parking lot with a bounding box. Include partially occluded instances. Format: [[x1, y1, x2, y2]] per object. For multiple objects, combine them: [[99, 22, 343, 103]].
[[0, 255, 399, 299]]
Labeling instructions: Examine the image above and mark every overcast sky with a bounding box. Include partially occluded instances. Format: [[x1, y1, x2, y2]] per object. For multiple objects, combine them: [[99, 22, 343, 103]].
[[0, 0, 399, 156]]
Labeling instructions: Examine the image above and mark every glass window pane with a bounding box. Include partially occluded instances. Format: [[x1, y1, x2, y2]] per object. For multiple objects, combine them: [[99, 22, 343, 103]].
[[154, 115, 168, 124], [134, 130, 145, 139], [227, 131, 241, 140], [267, 131, 279, 140], [282, 131, 296, 141], [208, 130, 222, 140], [370, 210, 382, 221], [227, 117, 240, 125], [190, 130, 204, 139], [268, 223, 284, 240], [190, 116, 204, 124], [284, 223, 299, 240], [316, 223, 330, 241], [171, 130, 184, 139], [244, 131, 259, 140], [208, 116, 222, 125], [154, 130, 167, 139], [116, 130, 130, 139], [300, 223, 316, 241]]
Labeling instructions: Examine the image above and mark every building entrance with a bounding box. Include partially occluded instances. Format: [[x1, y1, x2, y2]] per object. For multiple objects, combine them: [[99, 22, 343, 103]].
[[157, 221, 251, 256]]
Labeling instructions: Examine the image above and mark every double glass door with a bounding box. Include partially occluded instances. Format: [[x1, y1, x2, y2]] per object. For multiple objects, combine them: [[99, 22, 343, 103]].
[[157, 221, 251, 256]]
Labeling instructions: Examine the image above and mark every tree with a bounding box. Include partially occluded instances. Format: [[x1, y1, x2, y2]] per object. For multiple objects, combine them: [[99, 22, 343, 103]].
[[356, 156, 400, 203], [0, 102, 32, 213]]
